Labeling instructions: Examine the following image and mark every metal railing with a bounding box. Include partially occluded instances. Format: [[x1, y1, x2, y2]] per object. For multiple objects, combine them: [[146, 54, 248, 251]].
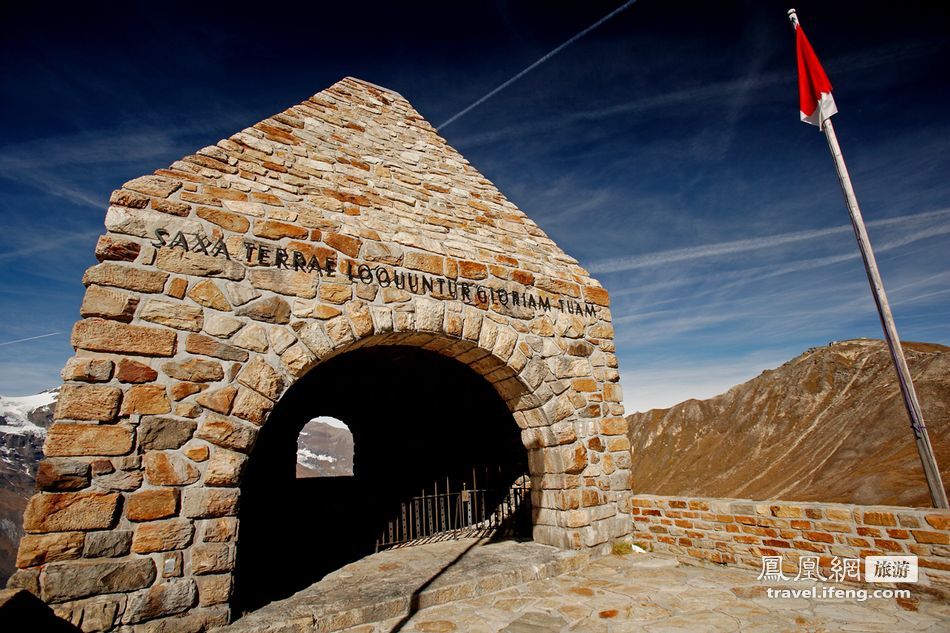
[[375, 471, 531, 551]]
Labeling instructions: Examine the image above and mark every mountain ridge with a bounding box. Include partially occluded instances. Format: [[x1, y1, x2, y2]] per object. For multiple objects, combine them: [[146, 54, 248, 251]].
[[627, 338, 950, 507]]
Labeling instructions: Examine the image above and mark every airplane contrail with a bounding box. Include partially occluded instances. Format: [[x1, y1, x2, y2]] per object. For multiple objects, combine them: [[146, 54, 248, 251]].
[[438, 1, 637, 130], [0, 331, 63, 347]]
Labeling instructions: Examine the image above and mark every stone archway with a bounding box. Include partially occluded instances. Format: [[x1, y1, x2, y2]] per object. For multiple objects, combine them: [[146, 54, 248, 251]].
[[9, 77, 631, 632], [233, 333, 536, 612]]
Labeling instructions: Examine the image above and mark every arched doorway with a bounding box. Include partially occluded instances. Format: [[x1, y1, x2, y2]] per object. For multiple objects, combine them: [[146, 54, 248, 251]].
[[233, 343, 531, 612]]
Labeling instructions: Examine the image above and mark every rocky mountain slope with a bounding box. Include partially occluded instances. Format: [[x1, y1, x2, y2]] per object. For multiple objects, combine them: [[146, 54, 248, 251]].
[[627, 339, 950, 507], [295, 419, 354, 477], [0, 389, 57, 585]]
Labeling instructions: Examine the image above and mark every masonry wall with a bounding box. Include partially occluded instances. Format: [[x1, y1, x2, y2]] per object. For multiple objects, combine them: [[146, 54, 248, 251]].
[[631, 494, 950, 595], [8, 77, 632, 632]]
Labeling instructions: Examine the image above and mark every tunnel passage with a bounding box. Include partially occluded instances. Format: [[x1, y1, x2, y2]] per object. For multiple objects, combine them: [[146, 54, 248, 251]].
[[233, 344, 530, 613]]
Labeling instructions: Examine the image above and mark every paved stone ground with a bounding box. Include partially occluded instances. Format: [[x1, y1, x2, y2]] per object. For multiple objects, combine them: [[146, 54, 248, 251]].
[[219, 538, 949, 633], [345, 552, 950, 633], [217, 539, 591, 633]]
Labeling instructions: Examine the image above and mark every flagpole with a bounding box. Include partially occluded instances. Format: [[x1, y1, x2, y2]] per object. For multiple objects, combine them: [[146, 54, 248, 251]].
[[788, 9, 948, 508]]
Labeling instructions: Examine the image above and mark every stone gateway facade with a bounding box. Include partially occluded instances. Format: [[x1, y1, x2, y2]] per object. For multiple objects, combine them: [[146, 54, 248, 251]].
[[9, 78, 632, 631]]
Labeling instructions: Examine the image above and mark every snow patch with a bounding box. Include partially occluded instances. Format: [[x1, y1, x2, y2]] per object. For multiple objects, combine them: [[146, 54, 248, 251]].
[[0, 388, 58, 436], [296, 446, 338, 466]]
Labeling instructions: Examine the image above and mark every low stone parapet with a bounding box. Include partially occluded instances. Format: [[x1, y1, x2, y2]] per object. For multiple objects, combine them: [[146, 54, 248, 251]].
[[630, 494, 950, 595]]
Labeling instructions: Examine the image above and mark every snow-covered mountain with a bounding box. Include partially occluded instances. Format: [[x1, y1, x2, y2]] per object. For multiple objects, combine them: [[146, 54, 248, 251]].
[[0, 388, 57, 584]]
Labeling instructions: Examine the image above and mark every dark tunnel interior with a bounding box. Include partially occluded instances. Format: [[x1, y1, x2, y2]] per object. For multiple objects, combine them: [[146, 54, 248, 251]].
[[232, 344, 531, 613]]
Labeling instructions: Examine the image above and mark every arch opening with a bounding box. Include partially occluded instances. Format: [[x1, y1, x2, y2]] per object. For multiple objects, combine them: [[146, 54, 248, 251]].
[[296, 416, 354, 478], [233, 343, 531, 613]]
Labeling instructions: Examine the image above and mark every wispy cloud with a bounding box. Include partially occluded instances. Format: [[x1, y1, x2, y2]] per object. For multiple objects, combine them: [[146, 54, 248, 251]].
[[588, 207, 950, 274], [450, 40, 940, 149], [0, 229, 102, 262]]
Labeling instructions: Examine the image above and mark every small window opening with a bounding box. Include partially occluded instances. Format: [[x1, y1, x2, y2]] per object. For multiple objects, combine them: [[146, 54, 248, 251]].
[[295, 416, 354, 478]]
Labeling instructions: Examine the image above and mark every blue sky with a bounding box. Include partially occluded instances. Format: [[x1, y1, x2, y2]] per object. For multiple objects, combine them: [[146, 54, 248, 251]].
[[1, 1, 948, 412]]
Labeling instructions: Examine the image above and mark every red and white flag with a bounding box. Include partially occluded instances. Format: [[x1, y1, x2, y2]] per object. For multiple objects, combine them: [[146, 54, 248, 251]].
[[794, 20, 837, 127]]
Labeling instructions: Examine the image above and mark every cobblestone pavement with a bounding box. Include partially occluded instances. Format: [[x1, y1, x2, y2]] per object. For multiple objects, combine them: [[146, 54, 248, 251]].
[[348, 552, 949, 633]]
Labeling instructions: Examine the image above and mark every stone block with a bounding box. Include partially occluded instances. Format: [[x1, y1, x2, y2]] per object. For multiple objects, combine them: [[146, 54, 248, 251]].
[[132, 519, 194, 554], [72, 318, 177, 357], [16, 532, 84, 568], [414, 299, 444, 332], [44, 423, 132, 456], [195, 414, 258, 452], [253, 219, 309, 240], [268, 327, 296, 354], [458, 260, 487, 279], [183, 442, 210, 462], [324, 232, 361, 257], [124, 175, 182, 198], [54, 384, 122, 422], [196, 574, 232, 606], [199, 518, 238, 543], [204, 314, 243, 338], [281, 342, 317, 377], [61, 357, 114, 382], [235, 295, 291, 324], [167, 276, 188, 299], [225, 283, 261, 307], [231, 323, 269, 352], [187, 279, 231, 311], [128, 488, 180, 522], [182, 488, 240, 519], [319, 283, 352, 304], [191, 543, 235, 575], [83, 262, 168, 293], [124, 577, 197, 624], [925, 514, 950, 531], [80, 284, 140, 322], [154, 248, 244, 280], [583, 285, 610, 306], [121, 384, 171, 415], [35, 459, 90, 491], [231, 387, 273, 425], [197, 206, 250, 233], [96, 468, 143, 491], [162, 358, 224, 382], [117, 358, 159, 383], [140, 298, 204, 331], [104, 206, 202, 241], [195, 386, 237, 415], [204, 449, 246, 487], [95, 234, 141, 262], [185, 333, 249, 362], [237, 356, 285, 400], [144, 451, 200, 486], [83, 530, 132, 558], [404, 251, 444, 274], [23, 491, 119, 532], [41, 558, 155, 603], [152, 198, 191, 216], [863, 511, 898, 527], [913, 530, 950, 545], [139, 416, 198, 450], [295, 321, 333, 357]]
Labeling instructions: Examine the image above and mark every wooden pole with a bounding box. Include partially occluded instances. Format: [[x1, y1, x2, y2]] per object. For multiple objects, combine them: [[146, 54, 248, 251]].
[[789, 8, 947, 507], [818, 117, 948, 508]]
